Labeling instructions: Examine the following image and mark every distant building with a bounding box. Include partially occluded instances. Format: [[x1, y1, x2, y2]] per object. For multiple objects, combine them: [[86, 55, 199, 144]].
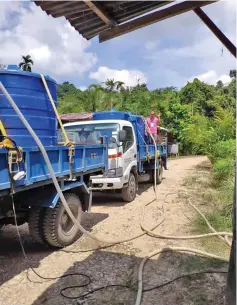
[[60, 112, 93, 124]]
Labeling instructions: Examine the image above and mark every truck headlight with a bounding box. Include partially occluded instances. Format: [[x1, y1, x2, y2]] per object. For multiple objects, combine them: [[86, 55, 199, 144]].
[[105, 167, 123, 178]]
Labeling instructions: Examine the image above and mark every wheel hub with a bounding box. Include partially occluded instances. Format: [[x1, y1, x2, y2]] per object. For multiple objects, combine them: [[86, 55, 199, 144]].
[[129, 176, 136, 195]]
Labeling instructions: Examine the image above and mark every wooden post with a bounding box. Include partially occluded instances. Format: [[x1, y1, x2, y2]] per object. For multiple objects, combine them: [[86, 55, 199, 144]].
[[226, 169, 236, 305]]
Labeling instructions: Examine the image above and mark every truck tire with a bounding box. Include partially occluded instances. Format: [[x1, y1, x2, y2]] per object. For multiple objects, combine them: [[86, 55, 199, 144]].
[[121, 173, 137, 202], [28, 207, 46, 244], [43, 193, 83, 248], [148, 167, 163, 185]]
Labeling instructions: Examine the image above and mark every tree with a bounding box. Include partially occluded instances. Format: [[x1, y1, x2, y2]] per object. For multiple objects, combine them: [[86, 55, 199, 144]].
[[216, 80, 224, 88], [103, 79, 125, 92], [86, 84, 105, 112], [130, 83, 148, 92], [18, 55, 34, 72], [103, 79, 116, 92], [58, 82, 78, 99], [179, 78, 215, 117], [229, 69, 236, 79], [116, 81, 125, 91]]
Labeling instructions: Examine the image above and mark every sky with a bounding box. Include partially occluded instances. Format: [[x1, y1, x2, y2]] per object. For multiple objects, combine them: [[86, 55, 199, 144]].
[[0, 0, 236, 90]]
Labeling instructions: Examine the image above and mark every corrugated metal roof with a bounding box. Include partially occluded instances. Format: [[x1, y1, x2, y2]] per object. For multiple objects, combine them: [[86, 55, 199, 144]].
[[34, 1, 171, 40], [61, 112, 93, 121]]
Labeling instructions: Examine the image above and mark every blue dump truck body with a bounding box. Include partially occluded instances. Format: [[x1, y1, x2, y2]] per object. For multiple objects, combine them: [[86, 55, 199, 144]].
[[93, 109, 168, 173], [0, 145, 108, 195], [0, 66, 109, 247]]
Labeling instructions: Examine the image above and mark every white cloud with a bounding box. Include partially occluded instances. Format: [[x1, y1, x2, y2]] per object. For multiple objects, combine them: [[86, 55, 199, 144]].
[[30, 46, 51, 62], [78, 86, 87, 91], [140, 0, 236, 88], [145, 41, 158, 51], [218, 74, 232, 84], [0, 2, 97, 79], [89, 66, 147, 86], [188, 70, 232, 85]]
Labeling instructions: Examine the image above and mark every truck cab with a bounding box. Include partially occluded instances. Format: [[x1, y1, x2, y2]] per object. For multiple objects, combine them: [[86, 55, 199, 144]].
[[63, 110, 168, 202]]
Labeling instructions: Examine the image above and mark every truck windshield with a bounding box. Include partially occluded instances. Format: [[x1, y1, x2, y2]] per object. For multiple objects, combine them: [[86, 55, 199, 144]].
[[61, 123, 119, 148]]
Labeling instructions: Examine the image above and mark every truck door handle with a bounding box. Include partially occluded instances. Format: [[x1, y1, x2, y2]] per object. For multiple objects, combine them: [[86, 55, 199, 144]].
[[134, 154, 137, 158]]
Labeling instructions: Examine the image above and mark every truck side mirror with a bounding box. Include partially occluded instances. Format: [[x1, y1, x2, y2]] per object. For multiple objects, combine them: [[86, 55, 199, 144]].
[[118, 130, 126, 142]]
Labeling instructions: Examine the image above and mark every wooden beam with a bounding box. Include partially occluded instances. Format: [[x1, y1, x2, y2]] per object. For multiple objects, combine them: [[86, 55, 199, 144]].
[[99, 1, 215, 43], [84, 1, 117, 27], [194, 7, 236, 58]]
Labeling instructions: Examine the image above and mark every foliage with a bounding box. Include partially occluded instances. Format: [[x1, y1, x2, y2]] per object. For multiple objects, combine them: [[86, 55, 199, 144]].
[[208, 139, 236, 164], [18, 55, 34, 72], [212, 158, 235, 182], [57, 68, 236, 158], [103, 79, 125, 92], [229, 69, 236, 79]]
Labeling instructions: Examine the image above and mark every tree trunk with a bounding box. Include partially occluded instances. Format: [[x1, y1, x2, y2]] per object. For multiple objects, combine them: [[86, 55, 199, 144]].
[[226, 169, 236, 305]]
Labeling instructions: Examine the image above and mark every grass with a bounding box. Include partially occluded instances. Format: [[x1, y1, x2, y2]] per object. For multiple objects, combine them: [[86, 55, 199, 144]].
[[183, 255, 227, 273], [182, 160, 234, 257]]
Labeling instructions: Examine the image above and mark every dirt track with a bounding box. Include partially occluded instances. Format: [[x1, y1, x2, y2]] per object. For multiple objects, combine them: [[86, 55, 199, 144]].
[[0, 156, 228, 305]]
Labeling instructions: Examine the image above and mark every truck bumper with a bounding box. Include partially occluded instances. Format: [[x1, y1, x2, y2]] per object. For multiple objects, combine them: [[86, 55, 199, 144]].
[[90, 175, 124, 190]]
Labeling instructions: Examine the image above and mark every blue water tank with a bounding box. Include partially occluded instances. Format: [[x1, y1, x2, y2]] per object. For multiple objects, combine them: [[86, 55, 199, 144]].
[[0, 66, 57, 147], [93, 109, 131, 121]]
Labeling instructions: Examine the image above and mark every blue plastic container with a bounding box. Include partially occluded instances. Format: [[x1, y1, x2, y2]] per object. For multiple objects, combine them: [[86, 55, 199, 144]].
[[0, 65, 57, 147]]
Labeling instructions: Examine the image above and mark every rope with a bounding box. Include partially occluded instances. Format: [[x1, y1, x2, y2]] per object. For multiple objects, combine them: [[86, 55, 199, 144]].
[[136, 125, 151, 161], [141, 195, 232, 242], [0, 118, 14, 149], [143, 118, 158, 196], [0, 118, 7, 136], [0, 81, 232, 305], [135, 246, 229, 305], [40, 74, 72, 147]]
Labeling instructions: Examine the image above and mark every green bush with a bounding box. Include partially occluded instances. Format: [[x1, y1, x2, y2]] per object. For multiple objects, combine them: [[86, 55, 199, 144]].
[[207, 139, 236, 163], [212, 158, 235, 182]]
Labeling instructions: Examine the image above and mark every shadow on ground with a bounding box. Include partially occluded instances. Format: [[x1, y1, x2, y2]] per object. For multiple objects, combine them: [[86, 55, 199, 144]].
[[31, 249, 227, 305], [92, 181, 159, 206], [0, 211, 108, 287], [92, 191, 126, 207]]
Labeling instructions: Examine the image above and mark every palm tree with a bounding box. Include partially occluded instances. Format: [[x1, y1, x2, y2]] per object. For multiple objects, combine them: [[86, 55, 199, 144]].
[[115, 81, 125, 91], [86, 84, 105, 112], [103, 79, 116, 92], [103, 79, 125, 108], [103, 79, 125, 92], [19, 55, 34, 72]]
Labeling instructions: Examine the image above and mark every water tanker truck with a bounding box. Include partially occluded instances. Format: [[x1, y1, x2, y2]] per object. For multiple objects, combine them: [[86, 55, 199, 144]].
[[0, 65, 108, 247]]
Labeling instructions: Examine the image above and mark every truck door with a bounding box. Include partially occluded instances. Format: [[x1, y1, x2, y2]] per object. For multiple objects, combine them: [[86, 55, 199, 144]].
[[122, 125, 137, 177]]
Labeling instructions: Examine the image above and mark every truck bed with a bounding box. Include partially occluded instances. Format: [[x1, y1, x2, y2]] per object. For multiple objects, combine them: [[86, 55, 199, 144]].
[[139, 143, 167, 160], [0, 144, 108, 194]]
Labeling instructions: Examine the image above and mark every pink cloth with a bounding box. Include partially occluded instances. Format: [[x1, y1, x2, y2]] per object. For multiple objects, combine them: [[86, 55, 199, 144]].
[[147, 117, 160, 134]]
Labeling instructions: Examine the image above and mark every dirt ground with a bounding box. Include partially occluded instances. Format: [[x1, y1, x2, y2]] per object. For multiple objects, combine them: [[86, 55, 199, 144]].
[[0, 156, 229, 305]]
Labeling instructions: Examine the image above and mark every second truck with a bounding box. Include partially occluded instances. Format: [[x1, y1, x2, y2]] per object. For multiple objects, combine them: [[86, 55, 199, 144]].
[[63, 109, 168, 202]]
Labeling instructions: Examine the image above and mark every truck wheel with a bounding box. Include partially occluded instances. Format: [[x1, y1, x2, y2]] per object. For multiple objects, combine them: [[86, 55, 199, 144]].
[[43, 193, 83, 248], [121, 173, 137, 202], [148, 167, 163, 185], [28, 207, 46, 244]]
